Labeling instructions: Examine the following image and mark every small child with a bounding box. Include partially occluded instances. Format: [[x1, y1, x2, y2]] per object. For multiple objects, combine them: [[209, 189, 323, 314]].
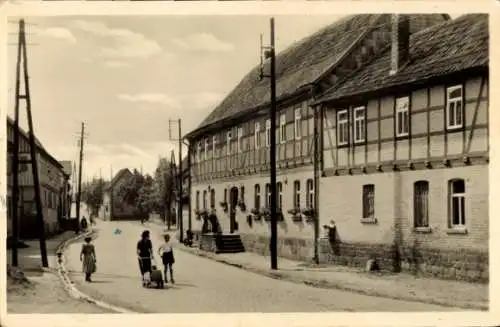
[[158, 234, 175, 284], [150, 265, 164, 288]]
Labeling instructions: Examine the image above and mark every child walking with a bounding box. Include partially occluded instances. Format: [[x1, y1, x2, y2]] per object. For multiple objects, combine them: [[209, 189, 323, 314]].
[[158, 234, 175, 284]]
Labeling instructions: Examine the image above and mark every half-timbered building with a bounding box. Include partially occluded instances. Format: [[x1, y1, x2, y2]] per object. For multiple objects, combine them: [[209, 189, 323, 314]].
[[313, 14, 489, 282], [185, 14, 449, 257], [6, 117, 71, 238]]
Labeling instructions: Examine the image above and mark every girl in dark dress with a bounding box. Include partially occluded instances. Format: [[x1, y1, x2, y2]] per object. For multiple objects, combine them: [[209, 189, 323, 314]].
[[137, 230, 153, 281]]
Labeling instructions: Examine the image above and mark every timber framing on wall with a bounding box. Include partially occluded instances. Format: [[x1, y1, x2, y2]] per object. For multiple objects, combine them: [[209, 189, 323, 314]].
[[319, 70, 489, 178]]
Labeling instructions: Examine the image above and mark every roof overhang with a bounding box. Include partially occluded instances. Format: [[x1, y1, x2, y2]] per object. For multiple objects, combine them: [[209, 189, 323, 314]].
[[185, 84, 314, 141]]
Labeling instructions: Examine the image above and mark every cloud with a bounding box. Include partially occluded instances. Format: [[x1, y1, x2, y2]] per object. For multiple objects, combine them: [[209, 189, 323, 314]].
[[103, 60, 131, 68], [71, 20, 162, 59], [173, 33, 234, 52], [116, 92, 223, 112], [35, 27, 77, 44], [117, 93, 181, 108]]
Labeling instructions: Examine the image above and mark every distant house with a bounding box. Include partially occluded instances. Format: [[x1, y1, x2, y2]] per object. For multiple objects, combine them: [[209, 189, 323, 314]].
[[6, 117, 71, 238], [100, 168, 139, 220]]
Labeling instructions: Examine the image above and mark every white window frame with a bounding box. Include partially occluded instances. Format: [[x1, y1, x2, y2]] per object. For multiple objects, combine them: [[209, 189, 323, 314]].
[[212, 135, 217, 159], [226, 131, 232, 156], [254, 122, 261, 149], [277, 182, 283, 209], [204, 138, 209, 160], [395, 96, 410, 137], [279, 114, 286, 144], [413, 180, 429, 228], [294, 108, 302, 140], [254, 184, 261, 209], [337, 109, 349, 146], [237, 127, 243, 153], [446, 85, 464, 130], [449, 179, 466, 228], [306, 179, 314, 208], [265, 119, 271, 147], [353, 106, 366, 143], [362, 184, 375, 219], [293, 180, 301, 209], [197, 142, 202, 163], [265, 183, 271, 208]]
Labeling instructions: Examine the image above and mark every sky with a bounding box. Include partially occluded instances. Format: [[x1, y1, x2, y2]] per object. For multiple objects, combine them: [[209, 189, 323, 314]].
[[6, 14, 343, 182]]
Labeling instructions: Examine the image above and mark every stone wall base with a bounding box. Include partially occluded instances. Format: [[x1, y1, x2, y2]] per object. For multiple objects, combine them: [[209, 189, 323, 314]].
[[238, 233, 488, 283], [240, 234, 314, 262]]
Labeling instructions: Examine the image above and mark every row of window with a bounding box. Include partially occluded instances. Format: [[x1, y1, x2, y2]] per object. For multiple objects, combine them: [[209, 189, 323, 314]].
[[195, 179, 316, 212], [196, 109, 305, 163], [361, 178, 466, 228], [337, 84, 464, 145]]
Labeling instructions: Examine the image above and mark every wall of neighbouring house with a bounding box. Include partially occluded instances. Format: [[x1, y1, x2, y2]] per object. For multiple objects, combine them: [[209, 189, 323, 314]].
[[318, 75, 489, 283], [191, 165, 317, 260]]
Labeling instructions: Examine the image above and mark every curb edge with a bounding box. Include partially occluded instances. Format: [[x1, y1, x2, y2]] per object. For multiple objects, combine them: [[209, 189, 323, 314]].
[[55, 229, 137, 314]]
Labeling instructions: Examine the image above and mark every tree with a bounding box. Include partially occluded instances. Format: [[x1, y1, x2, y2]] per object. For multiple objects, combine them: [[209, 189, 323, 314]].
[[153, 157, 176, 226], [81, 177, 106, 217]]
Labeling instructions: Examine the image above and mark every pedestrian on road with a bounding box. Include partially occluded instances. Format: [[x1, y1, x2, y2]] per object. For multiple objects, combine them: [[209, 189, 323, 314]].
[[80, 216, 88, 231], [80, 236, 97, 282], [158, 233, 175, 284], [137, 230, 153, 281]]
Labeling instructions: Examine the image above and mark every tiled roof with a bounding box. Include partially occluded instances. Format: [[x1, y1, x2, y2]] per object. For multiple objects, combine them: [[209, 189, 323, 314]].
[[316, 14, 488, 104], [195, 15, 383, 130], [103, 168, 132, 191], [6, 116, 64, 169], [188, 14, 449, 138]]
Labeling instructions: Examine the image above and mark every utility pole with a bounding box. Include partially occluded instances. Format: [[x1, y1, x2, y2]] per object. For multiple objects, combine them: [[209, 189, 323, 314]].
[[169, 150, 176, 231], [169, 119, 184, 242], [259, 17, 278, 270], [11, 19, 49, 267], [313, 103, 320, 265], [75, 122, 85, 231]]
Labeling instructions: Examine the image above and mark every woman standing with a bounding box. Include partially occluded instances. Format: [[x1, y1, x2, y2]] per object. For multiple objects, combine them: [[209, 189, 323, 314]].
[[80, 237, 97, 282], [137, 230, 153, 281]]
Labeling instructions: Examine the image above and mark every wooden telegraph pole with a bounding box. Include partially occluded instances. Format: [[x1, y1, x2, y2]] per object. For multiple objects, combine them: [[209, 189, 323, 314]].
[[259, 18, 278, 270], [75, 123, 85, 230], [169, 119, 184, 243], [12, 19, 49, 267]]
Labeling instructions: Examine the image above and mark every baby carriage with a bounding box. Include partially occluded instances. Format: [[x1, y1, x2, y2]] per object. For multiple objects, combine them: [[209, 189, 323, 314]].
[[138, 257, 164, 289]]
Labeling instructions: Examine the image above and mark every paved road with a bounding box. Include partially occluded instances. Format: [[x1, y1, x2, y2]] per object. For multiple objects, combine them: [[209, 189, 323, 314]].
[[65, 220, 455, 313]]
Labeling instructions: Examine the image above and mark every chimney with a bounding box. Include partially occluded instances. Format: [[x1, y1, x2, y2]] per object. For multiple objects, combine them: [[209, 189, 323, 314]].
[[390, 14, 410, 76]]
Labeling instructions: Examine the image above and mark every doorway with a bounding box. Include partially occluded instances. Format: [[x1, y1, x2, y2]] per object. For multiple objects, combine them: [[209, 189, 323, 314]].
[[229, 187, 239, 234]]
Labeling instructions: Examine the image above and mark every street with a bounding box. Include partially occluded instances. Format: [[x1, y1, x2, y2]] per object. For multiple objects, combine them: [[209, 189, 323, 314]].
[[64, 220, 455, 313]]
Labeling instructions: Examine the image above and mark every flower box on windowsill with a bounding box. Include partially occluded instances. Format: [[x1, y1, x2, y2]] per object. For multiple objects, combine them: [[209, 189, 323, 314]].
[[219, 201, 228, 213], [360, 217, 378, 224], [413, 226, 432, 234], [446, 227, 468, 235], [250, 208, 262, 220], [301, 207, 315, 220], [237, 200, 246, 212], [262, 208, 284, 221], [287, 208, 302, 222]]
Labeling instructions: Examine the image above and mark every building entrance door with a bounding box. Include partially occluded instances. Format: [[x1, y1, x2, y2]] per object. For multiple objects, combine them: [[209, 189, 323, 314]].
[[229, 187, 239, 234]]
